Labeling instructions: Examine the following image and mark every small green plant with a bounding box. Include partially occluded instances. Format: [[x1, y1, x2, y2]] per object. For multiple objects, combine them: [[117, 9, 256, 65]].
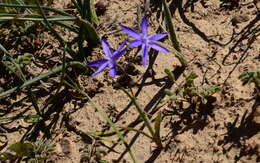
[[239, 67, 260, 93], [2, 53, 33, 74], [0, 140, 54, 162], [165, 72, 221, 106], [28, 139, 54, 163], [80, 140, 108, 163], [239, 67, 260, 86]]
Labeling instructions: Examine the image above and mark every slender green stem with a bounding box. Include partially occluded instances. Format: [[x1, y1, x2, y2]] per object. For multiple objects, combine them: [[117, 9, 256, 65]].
[[0, 3, 73, 17], [0, 43, 41, 115], [35, 0, 67, 48], [161, 0, 181, 52], [0, 16, 77, 22], [54, 21, 79, 33], [71, 0, 82, 14], [14, 0, 33, 13], [0, 44, 26, 80], [121, 88, 163, 148], [120, 87, 164, 146], [0, 61, 88, 98], [0, 115, 40, 123], [156, 41, 188, 67]]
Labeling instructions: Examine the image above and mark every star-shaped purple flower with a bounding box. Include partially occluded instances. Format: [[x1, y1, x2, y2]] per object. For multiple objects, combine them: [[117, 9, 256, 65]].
[[120, 16, 169, 66], [88, 39, 126, 78]]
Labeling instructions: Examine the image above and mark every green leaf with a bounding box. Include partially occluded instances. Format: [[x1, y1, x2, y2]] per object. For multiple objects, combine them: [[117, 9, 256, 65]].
[[164, 89, 174, 96], [154, 111, 162, 147], [0, 61, 89, 98], [78, 18, 100, 46], [169, 95, 178, 101], [119, 127, 152, 139], [185, 72, 198, 86], [154, 111, 162, 138], [0, 142, 34, 161], [164, 68, 175, 81], [161, 0, 181, 52]]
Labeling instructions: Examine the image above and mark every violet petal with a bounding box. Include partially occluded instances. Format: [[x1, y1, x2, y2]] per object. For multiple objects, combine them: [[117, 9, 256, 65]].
[[109, 62, 117, 78], [129, 39, 142, 48], [141, 44, 148, 66], [102, 39, 113, 58], [88, 59, 108, 67], [112, 48, 126, 61], [120, 25, 141, 39], [148, 33, 167, 42], [114, 40, 127, 56], [141, 16, 148, 35], [91, 61, 109, 76]]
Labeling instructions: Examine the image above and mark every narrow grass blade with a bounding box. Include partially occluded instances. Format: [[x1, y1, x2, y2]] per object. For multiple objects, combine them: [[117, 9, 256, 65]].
[[0, 115, 40, 124], [53, 21, 80, 33], [86, 0, 98, 24], [78, 18, 100, 46], [0, 16, 77, 22], [119, 127, 153, 139], [161, 0, 181, 52], [121, 88, 155, 137], [0, 3, 73, 17], [154, 111, 162, 148], [160, 0, 188, 67], [0, 61, 88, 98]]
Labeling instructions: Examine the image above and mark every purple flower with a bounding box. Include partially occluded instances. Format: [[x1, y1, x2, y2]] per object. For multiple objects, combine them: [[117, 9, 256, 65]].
[[88, 39, 126, 78], [120, 16, 169, 66]]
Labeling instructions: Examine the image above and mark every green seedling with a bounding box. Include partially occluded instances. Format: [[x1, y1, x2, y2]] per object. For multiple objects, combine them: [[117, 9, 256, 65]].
[[28, 139, 54, 163], [164, 68, 175, 81], [0, 140, 54, 162], [71, 0, 99, 60], [239, 67, 260, 93], [80, 140, 109, 163], [165, 72, 221, 106], [2, 53, 33, 74], [239, 67, 260, 86]]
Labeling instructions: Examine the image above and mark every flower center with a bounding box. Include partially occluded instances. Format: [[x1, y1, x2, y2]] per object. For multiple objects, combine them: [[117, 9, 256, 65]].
[[141, 35, 148, 44]]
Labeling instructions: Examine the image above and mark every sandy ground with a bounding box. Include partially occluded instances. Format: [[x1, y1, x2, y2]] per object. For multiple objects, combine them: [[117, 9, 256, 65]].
[[0, 0, 259, 162]]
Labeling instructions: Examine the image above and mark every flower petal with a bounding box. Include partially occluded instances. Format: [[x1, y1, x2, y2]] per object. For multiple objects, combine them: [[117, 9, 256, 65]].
[[109, 62, 117, 78], [129, 39, 142, 48], [148, 33, 167, 42], [112, 48, 126, 60], [120, 25, 141, 39], [141, 16, 148, 35], [113, 40, 127, 56], [118, 39, 127, 51], [141, 44, 148, 67], [91, 61, 109, 77], [88, 59, 108, 67], [102, 39, 113, 58], [149, 43, 169, 53]]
